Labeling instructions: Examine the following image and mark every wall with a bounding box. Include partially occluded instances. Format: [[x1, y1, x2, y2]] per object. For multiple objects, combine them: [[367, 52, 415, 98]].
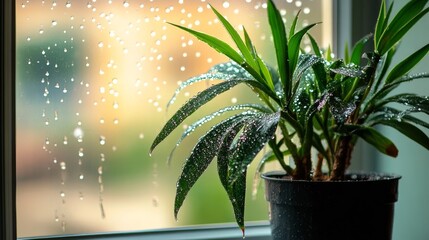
[[375, 1, 429, 239]]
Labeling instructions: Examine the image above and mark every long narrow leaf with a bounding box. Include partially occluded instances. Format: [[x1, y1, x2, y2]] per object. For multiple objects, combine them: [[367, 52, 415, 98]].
[[217, 118, 252, 232], [174, 116, 248, 220], [307, 33, 321, 57], [293, 54, 323, 84], [288, 23, 318, 80], [209, 4, 258, 70], [267, 0, 289, 94], [168, 109, 263, 164], [350, 34, 372, 65], [376, 120, 429, 151], [385, 43, 429, 84], [151, 79, 247, 153], [289, 10, 302, 38], [370, 73, 429, 106], [243, 27, 257, 58], [377, 0, 427, 51], [374, 45, 397, 91], [374, 0, 387, 46], [354, 126, 398, 157], [167, 61, 254, 108], [169, 23, 244, 64], [380, 94, 429, 114], [378, 3, 429, 54], [228, 112, 281, 184], [373, 107, 429, 134], [255, 55, 275, 90]]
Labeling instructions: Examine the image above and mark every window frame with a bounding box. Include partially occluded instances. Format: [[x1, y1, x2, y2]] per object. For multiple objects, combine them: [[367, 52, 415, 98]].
[[1, 0, 381, 239], [1, 0, 17, 239]]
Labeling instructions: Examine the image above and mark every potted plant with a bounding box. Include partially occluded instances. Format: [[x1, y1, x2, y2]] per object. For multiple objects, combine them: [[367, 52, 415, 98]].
[[150, 0, 429, 239]]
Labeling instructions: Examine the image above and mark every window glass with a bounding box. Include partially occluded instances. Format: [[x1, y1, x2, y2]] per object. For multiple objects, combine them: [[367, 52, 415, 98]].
[[16, 0, 332, 237]]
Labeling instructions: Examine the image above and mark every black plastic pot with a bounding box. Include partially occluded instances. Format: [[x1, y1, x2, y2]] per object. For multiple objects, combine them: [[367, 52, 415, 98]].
[[261, 171, 401, 240]]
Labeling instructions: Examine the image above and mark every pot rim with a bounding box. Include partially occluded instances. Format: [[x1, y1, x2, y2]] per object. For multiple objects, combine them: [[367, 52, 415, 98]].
[[261, 170, 402, 183]]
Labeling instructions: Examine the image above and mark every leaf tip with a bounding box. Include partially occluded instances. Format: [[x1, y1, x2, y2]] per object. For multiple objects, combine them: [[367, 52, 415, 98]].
[[240, 226, 246, 239], [386, 144, 398, 157]]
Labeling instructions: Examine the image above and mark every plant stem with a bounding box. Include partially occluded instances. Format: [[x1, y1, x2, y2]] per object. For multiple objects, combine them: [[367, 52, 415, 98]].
[[330, 135, 353, 180]]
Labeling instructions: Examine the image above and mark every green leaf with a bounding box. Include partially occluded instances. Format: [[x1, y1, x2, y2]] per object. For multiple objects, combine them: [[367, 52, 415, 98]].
[[328, 97, 356, 126], [377, 0, 429, 54], [311, 62, 327, 93], [167, 61, 254, 108], [330, 65, 365, 78], [168, 108, 264, 164], [325, 45, 333, 61], [243, 27, 257, 58], [209, 4, 258, 70], [380, 94, 429, 114], [228, 112, 281, 184], [228, 169, 247, 234], [255, 55, 275, 90], [151, 79, 248, 153], [289, 9, 301, 38], [370, 107, 429, 130], [344, 42, 350, 64], [256, 149, 291, 175], [289, 55, 324, 113], [376, 120, 429, 151], [385, 43, 429, 84], [350, 34, 372, 65], [352, 126, 399, 157], [293, 54, 323, 85], [169, 22, 244, 65], [216, 118, 250, 232], [374, 0, 387, 46], [267, 0, 289, 95], [174, 116, 248, 220], [388, 72, 429, 86], [307, 33, 321, 57], [288, 23, 318, 81], [374, 45, 397, 91], [371, 73, 429, 106]]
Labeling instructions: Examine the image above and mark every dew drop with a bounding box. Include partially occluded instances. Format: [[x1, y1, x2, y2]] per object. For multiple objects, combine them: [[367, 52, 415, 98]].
[[152, 196, 159, 207], [303, 7, 310, 14], [65, 1, 71, 8], [61, 221, 66, 232], [73, 127, 84, 139], [113, 101, 119, 109], [99, 136, 106, 145], [51, 20, 58, 27], [60, 162, 67, 170], [78, 148, 84, 157]]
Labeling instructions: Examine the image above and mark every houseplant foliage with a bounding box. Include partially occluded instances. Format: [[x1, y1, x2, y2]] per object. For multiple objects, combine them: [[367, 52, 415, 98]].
[[150, 0, 429, 233]]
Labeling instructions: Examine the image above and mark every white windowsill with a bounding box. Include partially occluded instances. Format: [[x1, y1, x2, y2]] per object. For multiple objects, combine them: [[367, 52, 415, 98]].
[[18, 222, 272, 240]]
